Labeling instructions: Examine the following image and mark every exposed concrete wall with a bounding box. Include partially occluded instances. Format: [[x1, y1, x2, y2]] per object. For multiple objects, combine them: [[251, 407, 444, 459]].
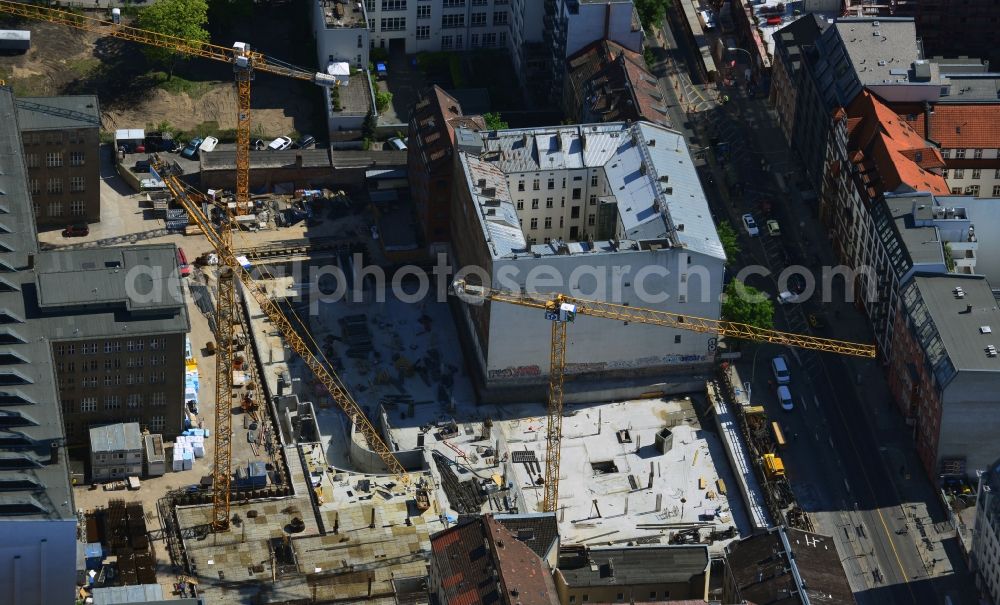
[[0, 518, 77, 605], [940, 372, 1000, 475]]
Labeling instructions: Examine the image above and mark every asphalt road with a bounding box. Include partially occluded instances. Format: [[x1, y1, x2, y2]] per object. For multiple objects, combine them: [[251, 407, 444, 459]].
[[648, 11, 977, 605]]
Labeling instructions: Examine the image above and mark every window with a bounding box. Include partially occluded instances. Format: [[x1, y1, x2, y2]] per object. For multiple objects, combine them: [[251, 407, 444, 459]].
[[570, 598, 576, 604], [499, 31, 507, 45], [441, 35, 453, 50], [966, 184, 980, 196], [69, 151, 85, 166], [47, 202, 63, 217], [127, 394, 142, 408], [974, 148, 984, 159], [84, 343, 97, 355], [493, 11, 508, 25], [972, 168, 981, 180], [532, 179, 540, 190], [516, 201, 524, 210], [545, 197, 553, 208], [151, 355, 165, 367], [484, 32, 497, 47], [572, 187, 581, 200], [417, 5, 431, 18], [942, 169, 949, 179], [105, 340, 121, 353], [70, 176, 85, 192], [45, 152, 63, 167], [149, 416, 166, 432], [995, 169, 1000, 179], [442, 0, 464, 6], [471, 33, 480, 47], [471, 12, 486, 26], [954, 169, 965, 179], [381, 0, 405, 9], [582, 596, 589, 603], [441, 13, 464, 28], [992, 185, 1000, 197], [589, 194, 597, 205], [956, 149, 966, 159], [531, 199, 539, 210], [104, 396, 121, 410], [559, 216, 564, 228], [571, 206, 581, 219], [381, 17, 406, 30], [547, 178, 554, 190], [24, 153, 38, 168], [530, 217, 538, 229], [591, 174, 598, 187], [81, 397, 97, 413], [674, 335, 681, 344], [151, 392, 166, 406], [28, 179, 39, 196], [517, 180, 525, 191], [71, 200, 85, 216], [616, 594, 624, 602], [649, 593, 657, 600], [47, 178, 63, 194], [416, 25, 430, 39], [951, 187, 962, 194], [588, 213, 596, 226], [544, 217, 552, 229], [150, 337, 164, 350]]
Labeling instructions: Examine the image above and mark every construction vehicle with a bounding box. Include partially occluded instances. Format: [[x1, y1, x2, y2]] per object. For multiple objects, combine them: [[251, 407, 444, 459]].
[[763, 453, 786, 480], [451, 281, 876, 513], [154, 158, 408, 530], [0, 0, 338, 214]]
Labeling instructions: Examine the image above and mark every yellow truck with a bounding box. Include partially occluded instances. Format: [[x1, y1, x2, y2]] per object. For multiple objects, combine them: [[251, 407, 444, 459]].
[[763, 453, 785, 479]]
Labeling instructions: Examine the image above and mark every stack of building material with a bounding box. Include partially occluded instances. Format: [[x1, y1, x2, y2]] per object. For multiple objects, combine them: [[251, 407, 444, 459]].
[[339, 314, 372, 358], [173, 437, 194, 471], [185, 364, 199, 414], [165, 208, 188, 231]]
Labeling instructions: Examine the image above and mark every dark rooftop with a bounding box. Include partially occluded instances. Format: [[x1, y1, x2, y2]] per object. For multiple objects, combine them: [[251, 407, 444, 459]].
[[201, 148, 332, 171], [329, 149, 407, 168], [493, 513, 559, 562], [556, 545, 709, 587], [15, 95, 100, 131], [725, 527, 854, 605]]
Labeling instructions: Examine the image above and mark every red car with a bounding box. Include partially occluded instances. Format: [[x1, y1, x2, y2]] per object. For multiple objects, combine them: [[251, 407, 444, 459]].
[[62, 224, 89, 237]]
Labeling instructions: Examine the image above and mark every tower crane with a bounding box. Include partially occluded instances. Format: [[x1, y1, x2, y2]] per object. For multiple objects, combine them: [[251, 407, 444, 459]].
[[153, 157, 408, 531], [451, 280, 876, 513], [0, 0, 339, 214]]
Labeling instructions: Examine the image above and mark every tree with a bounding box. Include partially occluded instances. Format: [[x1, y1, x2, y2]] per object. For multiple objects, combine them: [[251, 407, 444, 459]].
[[375, 91, 393, 112], [634, 0, 672, 32], [483, 112, 509, 130], [207, 0, 253, 31], [362, 111, 377, 142], [716, 221, 740, 263], [721, 281, 774, 330], [137, 0, 210, 77]]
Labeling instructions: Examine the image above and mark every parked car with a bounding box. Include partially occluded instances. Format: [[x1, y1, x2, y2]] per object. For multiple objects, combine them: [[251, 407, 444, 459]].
[[766, 219, 780, 237], [771, 355, 790, 385], [62, 223, 89, 237], [180, 137, 204, 159], [777, 385, 794, 411], [132, 159, 151, 173], [292, 134, 316, 149], [388, 136, 407, 151], [199, 136, 219, 153], [777, 290, 801, 305], [267, 136, 292, 151], [252, 138, 265, 151], [741, 213, 759, 237], [176, 247, 191, 278]]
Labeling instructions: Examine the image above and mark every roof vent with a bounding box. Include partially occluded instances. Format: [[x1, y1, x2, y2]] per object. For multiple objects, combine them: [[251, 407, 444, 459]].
[[478, 178, 487, 188], [873, 30, 881, 37], [878, 59, 887, 66], [953, 286, 965, 299], [981, 326, 993, 334], [872, 20, 880, 26], [987, 345, 998, 358]]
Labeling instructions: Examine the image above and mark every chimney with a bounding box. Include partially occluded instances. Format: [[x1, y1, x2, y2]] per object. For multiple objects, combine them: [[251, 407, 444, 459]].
[[295, 153, 303, 168], [49, 442, 59, 465], [962, 304, 973, 314]]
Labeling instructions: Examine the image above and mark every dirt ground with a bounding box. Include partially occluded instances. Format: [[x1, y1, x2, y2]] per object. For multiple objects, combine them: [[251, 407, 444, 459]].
[[0, 7, 321, 138]]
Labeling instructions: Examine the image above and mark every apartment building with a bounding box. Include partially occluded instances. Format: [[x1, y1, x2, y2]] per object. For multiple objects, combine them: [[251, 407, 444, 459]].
[[769, 15, 827, 163], [15, 95, 101, 229], [35, 245, 190, 446], [563, 40, 670, 126], [0, 86, 78, 605], [361, 0, 514, 54], [974, 458, 1000, 605], [408, 85, 485, 250], [887, 274, 1000, 478], [450, 121, 725, 398], [314, 0, 370, 69]]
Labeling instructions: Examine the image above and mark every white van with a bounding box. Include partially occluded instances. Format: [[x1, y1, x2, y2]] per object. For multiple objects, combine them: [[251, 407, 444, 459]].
[[771, 356, 790, 385]]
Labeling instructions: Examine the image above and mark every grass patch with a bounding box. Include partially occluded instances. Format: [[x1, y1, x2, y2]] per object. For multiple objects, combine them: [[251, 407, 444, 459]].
[[10, 74, 51, 97], [149, 71, 213, 99], [66, 57, 101, 77]]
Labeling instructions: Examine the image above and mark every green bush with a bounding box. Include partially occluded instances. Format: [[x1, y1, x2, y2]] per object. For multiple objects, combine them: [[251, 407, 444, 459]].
[[375, 91, 393, 112], [448, 55, 465, 88], [370, 47, 389, 63]]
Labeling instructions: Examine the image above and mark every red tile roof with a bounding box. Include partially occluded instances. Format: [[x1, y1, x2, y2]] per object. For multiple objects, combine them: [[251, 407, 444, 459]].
[[846, 92, 949, 196], [893, 103, 1000, 149], [565, 40, 668, 125]]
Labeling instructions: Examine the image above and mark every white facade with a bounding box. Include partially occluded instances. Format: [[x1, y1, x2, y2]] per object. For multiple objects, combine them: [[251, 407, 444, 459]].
[[563, 0, 642, 59], [452, 121, 725, 390], [0, 519, 77, 605], [943, 151, 1000, 198], [314, 0, 370, 69], [974, 461, 1000, 605], [362, 0, 513, 53]]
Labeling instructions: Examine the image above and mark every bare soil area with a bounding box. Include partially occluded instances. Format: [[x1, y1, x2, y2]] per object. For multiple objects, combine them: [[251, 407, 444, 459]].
[[0, 6, 321, 139]]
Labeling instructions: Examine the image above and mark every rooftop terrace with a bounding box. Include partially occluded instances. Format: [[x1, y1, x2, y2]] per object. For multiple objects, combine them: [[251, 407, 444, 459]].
[[319, 0, 367, 29]]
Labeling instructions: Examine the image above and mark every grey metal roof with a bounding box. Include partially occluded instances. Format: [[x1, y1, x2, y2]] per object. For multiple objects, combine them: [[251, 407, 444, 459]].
[[941, 73, 1000, 103], [91, 584, 163, 605], [556, 545, 709, 587], [909, 275, 1000, 374], [14, 95, 100, 131], [31, 245, 190, 341], [832, 18, 934, 86], [0, 87, 74, 522], [460, 121, 723, 260], [201, 148, 332, 170], [89, 422, 142, 453], [329, 149, 407, 168]]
